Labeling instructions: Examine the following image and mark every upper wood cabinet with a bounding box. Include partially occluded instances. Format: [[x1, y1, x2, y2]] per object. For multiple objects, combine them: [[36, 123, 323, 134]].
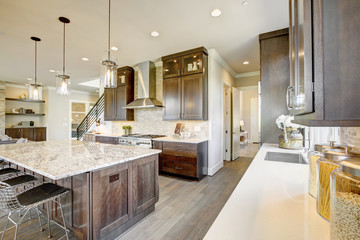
[[162, 47, 208, 121], [290, 0, 360, 126], [104, 66, 134, 121]]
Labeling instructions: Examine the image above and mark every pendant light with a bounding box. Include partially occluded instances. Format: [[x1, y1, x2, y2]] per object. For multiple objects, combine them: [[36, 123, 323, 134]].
[[29, 37, 43, 100], [101, 0, 117, 88], [56, 17, 71, 95]]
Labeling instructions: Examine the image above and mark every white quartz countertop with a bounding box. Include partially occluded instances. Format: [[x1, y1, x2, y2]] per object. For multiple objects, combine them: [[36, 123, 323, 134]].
[[153, 136, 208, 144], [0, 140, 161, 180], [204, 143, 330, 240]]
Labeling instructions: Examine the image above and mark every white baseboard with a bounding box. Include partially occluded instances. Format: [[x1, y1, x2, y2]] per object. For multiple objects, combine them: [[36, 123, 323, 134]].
[[207, 161, 224, 176]]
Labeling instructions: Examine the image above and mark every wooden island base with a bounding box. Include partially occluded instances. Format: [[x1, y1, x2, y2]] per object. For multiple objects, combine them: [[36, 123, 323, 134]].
[[13, 154, 159, 240]]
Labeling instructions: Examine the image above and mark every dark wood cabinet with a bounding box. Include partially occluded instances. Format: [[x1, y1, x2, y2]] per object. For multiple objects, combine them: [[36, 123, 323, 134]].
[[155, 140, 208, 180], [162, 47, 208, 121], [182, 73, 205, 120], [5, 127, 46, 141], [104, 66, 134, 121], [163, 77, 181, 120], [290, 0, 360, 126], [259, 29, 290, 144]]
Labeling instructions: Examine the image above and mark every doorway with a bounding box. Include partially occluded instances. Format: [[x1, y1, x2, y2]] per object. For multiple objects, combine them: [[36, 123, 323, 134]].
[[223, 84, 231, 161]]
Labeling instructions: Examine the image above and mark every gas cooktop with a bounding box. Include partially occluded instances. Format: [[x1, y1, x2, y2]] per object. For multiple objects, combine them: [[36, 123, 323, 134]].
[[121, 134, 165, 139]]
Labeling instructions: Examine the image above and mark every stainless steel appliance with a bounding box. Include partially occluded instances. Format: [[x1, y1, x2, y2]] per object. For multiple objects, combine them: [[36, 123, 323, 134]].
[[118, 134, 165, 148]]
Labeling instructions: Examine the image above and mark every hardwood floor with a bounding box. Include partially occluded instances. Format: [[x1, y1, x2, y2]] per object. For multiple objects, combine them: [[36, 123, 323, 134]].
[[117, 156, 254, 240], [0, 145, 257, 240]]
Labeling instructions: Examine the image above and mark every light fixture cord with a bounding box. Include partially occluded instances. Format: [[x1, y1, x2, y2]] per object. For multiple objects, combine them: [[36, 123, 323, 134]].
[[34, 41, 37, 84], [63, 22, 66, 75], [108, 0, 111, 60]]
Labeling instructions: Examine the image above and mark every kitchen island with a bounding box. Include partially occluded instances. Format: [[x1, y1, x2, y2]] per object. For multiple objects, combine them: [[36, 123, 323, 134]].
[[204, 144, 330, 240], [0, 140, 161, 240]]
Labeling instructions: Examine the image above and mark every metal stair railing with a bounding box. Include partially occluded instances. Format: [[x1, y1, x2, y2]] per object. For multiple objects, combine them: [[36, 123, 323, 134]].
[[76, 93, 104, 140]]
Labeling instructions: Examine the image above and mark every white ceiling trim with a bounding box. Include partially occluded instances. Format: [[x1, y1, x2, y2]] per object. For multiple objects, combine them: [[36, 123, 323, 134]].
[[208, 48, 237, 78], [236, 71, 260, 78], [5, 82, 28, 89]]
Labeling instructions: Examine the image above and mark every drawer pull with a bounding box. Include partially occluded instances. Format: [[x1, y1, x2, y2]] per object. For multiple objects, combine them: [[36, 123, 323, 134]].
[[175, 167, 183, 170]]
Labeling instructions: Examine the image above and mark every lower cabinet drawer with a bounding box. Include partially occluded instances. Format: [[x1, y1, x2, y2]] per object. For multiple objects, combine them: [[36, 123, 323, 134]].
[[162, 149, 197, 164], [162, 159, 197, 177]]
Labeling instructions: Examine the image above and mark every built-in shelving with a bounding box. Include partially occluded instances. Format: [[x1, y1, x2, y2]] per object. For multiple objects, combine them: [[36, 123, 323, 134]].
[[5, 113, 45, 116], [5, 98, 45, 103]]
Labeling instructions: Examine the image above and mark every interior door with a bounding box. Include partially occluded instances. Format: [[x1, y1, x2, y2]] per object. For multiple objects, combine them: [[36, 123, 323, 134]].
[[232, 87, 241, 160]]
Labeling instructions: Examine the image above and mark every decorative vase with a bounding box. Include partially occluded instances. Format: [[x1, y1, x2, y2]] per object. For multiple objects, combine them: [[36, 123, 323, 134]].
[[279, 127, 303, 149], [192, 61, 198, 71]]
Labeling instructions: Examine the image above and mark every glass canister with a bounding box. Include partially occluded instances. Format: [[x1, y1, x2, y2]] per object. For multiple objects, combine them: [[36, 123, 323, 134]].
[[316, 148, 360, 221], [309, 142, 349, 198], [330, 158, 360, 240], [309, 151, 323, 198]]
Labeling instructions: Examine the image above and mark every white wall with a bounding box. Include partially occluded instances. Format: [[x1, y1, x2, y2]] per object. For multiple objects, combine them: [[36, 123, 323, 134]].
[[45, 87, 98, 140], [208, 49, 235, 176]]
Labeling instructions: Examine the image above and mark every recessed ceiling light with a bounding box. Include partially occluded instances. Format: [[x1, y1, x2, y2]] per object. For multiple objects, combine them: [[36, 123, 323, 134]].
[[243, 61, 250, 65], [211, 9, 222, 17], [242, 1, 249, 6], [49, 69, 55, 73], [26, 78, 32, 81], [82, 57, 89, 61], [111, 46, 118, 51], [150, 31, 160, 37]]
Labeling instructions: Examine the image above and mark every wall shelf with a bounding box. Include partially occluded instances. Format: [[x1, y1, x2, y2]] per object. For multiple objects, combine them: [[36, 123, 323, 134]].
[[5, 98, 45, 103], [5, 113, 45, 116]]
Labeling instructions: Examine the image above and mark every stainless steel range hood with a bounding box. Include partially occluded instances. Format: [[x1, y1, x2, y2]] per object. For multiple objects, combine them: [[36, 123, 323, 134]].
[[124, 61, 163, 109]]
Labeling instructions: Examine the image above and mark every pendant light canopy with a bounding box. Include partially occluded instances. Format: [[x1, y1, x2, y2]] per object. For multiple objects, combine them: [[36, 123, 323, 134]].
[[29, 37, 43, 100], [56, 17, 71, 95], [101, 0, 117, 89]]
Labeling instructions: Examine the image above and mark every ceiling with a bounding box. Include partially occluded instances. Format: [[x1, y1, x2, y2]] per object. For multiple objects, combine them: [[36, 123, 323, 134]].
[[0, 0, 289, 92]]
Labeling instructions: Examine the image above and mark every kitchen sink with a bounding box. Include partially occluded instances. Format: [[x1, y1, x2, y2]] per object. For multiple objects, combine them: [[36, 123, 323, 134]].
[[264, 152, 307, 164]]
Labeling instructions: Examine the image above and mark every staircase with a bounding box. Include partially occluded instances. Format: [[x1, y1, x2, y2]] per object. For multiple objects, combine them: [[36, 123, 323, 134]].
[[76, 94, 104, 140]]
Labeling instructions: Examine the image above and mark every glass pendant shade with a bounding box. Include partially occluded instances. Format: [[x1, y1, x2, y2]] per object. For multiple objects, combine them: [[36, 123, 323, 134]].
[[56, 74, 71, 95], [29, 84, 42, 100], [101, 60, 117, 88]]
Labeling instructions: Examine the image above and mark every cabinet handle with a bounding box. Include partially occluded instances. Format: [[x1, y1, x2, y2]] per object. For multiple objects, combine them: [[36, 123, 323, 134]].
[[175, 167, 183, 170], [286, 86, 294, 110]]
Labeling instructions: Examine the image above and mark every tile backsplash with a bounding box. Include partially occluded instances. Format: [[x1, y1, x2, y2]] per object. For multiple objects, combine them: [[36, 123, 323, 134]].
[[0, 81, 5, 135], [340, 127, 360, 149], [110, 108, 208, 138]]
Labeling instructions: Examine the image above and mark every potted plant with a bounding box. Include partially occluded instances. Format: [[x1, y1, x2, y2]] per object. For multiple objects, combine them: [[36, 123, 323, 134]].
[[122, 126, 132, 135], [276, 115, 303, 149]]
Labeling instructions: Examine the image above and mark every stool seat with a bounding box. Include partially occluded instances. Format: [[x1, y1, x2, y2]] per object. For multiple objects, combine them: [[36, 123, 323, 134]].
[[17, 183, 68, 206], [3, 174, 36, 186], [0, 168, 20, 176]]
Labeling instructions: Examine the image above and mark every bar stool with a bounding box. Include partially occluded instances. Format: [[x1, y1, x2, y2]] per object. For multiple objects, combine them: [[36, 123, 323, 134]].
[[0, 182, 70, 240]]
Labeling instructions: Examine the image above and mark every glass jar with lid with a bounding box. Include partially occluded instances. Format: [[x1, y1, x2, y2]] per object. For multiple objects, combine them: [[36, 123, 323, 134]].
[[330, 158, 360, 240], [308, 141, 348, 198], [317, 148, 360, 221]]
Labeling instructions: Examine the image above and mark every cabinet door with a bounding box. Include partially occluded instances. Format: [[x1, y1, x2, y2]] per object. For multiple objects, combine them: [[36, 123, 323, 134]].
[[182, 73, 204, 120], [182, 52, 203, 76], [163, 77, 181, 120], [289, 0, 313, 115], [5, 128, 20, 138], [21, 128, 34, 141], [152, 141, 163, 172], [104, 88, 115, 121], [33, 128, 46, 141], [163, 58, 181, 78], [115, 86, 127, 120]]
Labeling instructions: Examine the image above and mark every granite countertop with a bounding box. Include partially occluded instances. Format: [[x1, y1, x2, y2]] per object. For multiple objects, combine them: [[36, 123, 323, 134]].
[[153, 136, 208, 144], [204, 144, 329, 240], [84, 132, 121, 137], [0, 140, 161, 180]]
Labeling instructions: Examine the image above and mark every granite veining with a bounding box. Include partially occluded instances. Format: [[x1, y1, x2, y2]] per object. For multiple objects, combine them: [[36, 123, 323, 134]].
[[0, 140, 161, 180]]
